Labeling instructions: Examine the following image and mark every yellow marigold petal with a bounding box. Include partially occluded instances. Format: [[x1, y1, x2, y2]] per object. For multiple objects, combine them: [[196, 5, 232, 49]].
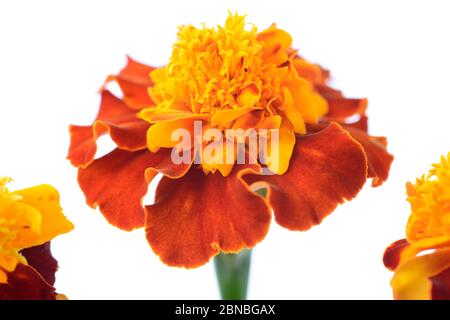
[[12, 185, 74, 247], [0, 269, 7, 284], [280, 86, 306, 134], [292, 57, 327, 85], [262, 43, 288, 65], [0, 253, 24, 273], [258, 23, 293, 50], [211, 108, 254, 127], [2, 202, 42, 249], [139, 107, 208, 123], [236, 83, 261, 108], [286, 78, 328, 123], [283, 105, 306, 134], [201, 140, 236, 177], [391, 248, 450, 300], [232, 110, 264, 130], [263, 119, 295, 175], [146, 118, 196, 152], [259, 115, 282, 130]]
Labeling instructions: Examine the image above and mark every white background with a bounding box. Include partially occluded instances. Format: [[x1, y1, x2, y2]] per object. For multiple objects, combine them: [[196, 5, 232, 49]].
[[1, 0, 449, 299]]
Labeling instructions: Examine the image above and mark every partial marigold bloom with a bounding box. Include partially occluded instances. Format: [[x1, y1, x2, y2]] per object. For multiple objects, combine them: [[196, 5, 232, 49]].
[[0, 177, 73, 300], [68, 13, 393, 268], [384, 153, 450, 300]]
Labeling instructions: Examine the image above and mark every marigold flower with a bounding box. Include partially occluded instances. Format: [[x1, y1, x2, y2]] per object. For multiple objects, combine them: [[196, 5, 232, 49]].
[[68, 13, 393, 268], [0, 177, 73, 300], [384, 153, 450, 299]]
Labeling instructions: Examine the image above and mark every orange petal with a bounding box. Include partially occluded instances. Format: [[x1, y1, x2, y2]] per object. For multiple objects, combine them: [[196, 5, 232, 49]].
[[232, 110, 264, 130], [258, 24, 293, 50], [258, 115, 282, 130], [345, 115, 368, 132], [0, 264, 57, 300], [285, 78, 328, 124], [245, 122, 367, 231], [315, 84, 343, 100], [308, 122, 393, 187], [344, 125, 393, 187], [145, 164, 271, 268], [325, 97, 368, 121], [146, 118, 199, 152], [236, 82, 261, 108], [281, 87, 306, 134], [383, 239, 410, 271], [293, 58, 328, 86], [78, 148, 191, 231], [139, 108, 208, 123], [211, 108, 254, 126], [68, 90, 149, 168], [316, 83, 368, 122], [102, 56, 154, 109], [391, 248, 450, 300], [262, 119, 295, 175]]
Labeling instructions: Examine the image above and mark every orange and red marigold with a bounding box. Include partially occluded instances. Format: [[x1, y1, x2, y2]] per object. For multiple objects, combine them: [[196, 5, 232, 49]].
[[384, 153, 450, 300], [0, 177, 73, 299], [68, 13, 393, 268]]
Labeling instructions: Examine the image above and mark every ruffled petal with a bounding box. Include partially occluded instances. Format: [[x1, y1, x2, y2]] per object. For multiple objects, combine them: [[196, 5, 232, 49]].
[[145, 164, 271, 268], [245, 122, 367, 231], [258, 24, 293, 50], [10, 185, 73, 249], [103, 56, 154, 109], [68, 90, 149, 168], [307, 122, 393, 187], [391, 248, 450, 300], [232, 110, 264, 130], [20, 242, 57, 286], [345, 115, 368, 132], [325, 97, 367, 121], [263, 119, 295, 175], [146, 118, 198, 152], [293, 58, 328, 86], [78, 148, 191, 231], [211, 107, 255, 126], [0, 264, 57, 300], [316, 84, 367, 121], [344, 126, 393, 186]]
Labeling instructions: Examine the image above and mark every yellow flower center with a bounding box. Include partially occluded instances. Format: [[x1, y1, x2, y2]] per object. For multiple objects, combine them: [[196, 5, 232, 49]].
[[406, 153, 450, 242], [139, 13, 328, 175]]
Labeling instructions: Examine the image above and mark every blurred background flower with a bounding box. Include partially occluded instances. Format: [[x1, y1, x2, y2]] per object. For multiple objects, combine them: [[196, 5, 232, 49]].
[[384, 153, 450, 300], [0, 178, 73, 299]]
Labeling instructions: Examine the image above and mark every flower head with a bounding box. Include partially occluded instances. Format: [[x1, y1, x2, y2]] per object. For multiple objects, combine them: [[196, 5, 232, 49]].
[[384, 153, 450, 300], [0, 177, 73, 299], [140, 14, 327, 175], [69, 13, 392, 268]]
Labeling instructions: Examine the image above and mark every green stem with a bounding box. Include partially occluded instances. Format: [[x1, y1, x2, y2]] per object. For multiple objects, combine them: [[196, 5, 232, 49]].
[[213, 188, 266, 300], [214, 249, 252, 300]]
